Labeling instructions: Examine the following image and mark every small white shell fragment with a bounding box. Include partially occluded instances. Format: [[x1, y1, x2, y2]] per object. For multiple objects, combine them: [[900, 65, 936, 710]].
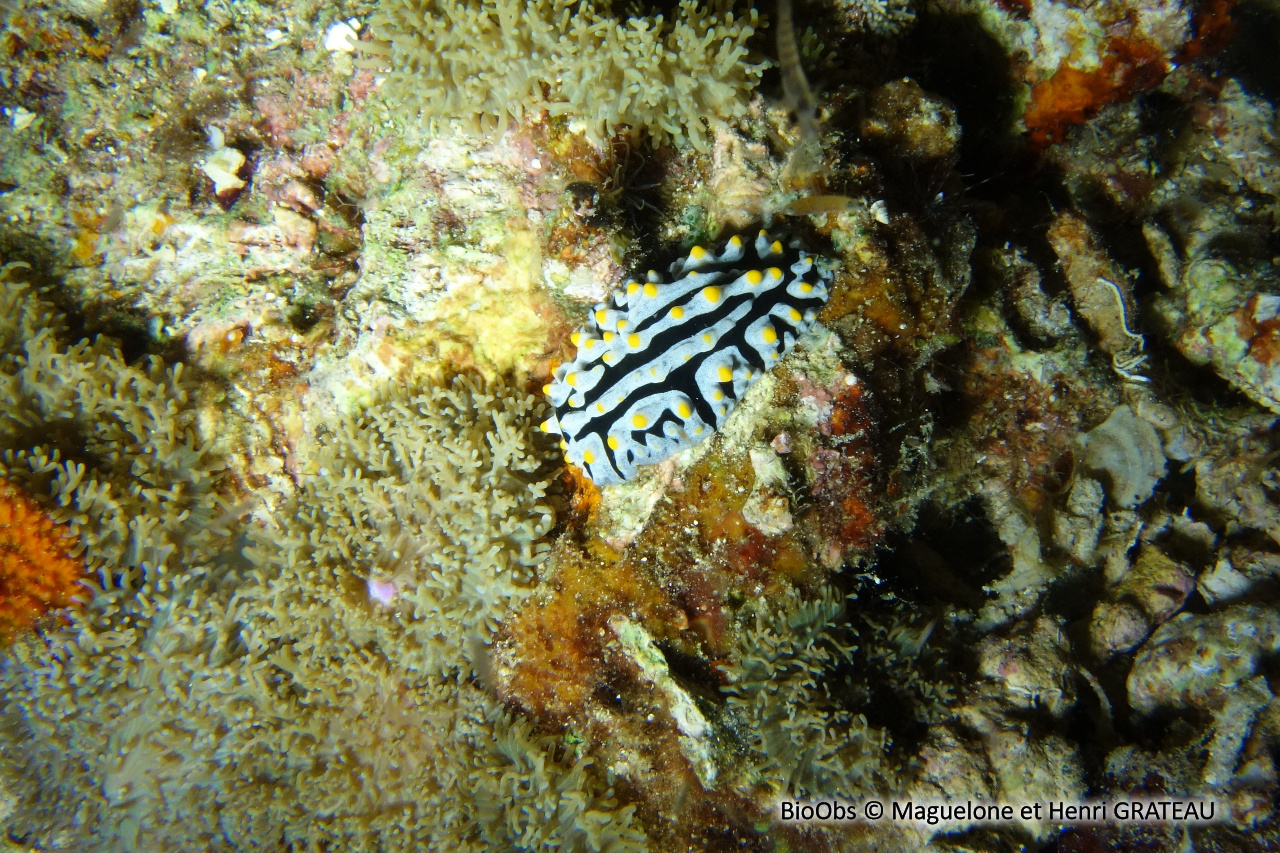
[[325, 20, 360, 53], [201, 146, 246, 195], [9, 106, 36, 131], [609, 616, 717, 787]]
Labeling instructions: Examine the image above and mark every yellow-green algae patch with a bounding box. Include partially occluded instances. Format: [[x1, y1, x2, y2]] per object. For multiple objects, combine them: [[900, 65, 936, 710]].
[[403, 225, 557, 377]]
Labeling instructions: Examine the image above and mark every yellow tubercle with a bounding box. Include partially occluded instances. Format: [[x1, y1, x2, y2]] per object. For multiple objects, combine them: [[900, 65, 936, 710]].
[[768, 267, 782, 279], [643, 282, 658, 298], [583, 450, 595, 464], [703, 286, 721, 304], [677, 402, 692, 418], [690, 245, 707, 260], [762, 325, 777, 344], [632, 414, 648, 429], [627, 333, 641, 348], [717, 366, 732, 382], [670, 306, 684, 319], [608, 435, 619, 450], [745, 270, 763, 286]]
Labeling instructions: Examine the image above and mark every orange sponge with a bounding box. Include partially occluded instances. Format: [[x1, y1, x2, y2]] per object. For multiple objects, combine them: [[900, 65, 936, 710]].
[[0, 479, 85, 643]]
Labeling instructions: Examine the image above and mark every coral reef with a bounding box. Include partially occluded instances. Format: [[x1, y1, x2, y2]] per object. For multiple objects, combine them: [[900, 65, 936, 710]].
[[0, 353, 647, 849], [363, 0, 767, 150], [2, 0, 1279, 847]]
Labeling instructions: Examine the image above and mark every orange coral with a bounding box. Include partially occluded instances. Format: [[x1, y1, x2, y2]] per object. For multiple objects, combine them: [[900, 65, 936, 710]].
[[0, 479, 86, 643]]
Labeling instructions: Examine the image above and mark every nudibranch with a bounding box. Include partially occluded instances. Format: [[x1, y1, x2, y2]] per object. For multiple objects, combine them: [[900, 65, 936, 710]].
[[541, 230, 833, 485]]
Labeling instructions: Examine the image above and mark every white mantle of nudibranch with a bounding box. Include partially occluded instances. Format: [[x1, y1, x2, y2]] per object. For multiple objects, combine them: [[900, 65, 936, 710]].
[[541, 230, 832, 485]]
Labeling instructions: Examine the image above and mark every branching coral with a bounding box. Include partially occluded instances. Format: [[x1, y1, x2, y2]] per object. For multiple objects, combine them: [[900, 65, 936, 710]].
[[363, 0, 767, 151]]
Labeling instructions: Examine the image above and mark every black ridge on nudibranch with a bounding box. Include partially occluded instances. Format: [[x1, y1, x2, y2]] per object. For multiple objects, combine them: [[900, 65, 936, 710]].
[[541, 229, 833, 485]]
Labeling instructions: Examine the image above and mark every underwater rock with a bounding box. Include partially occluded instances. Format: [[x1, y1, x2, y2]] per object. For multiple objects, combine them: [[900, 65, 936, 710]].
[[1047, 212, 1148, 383], [861, 78, 961, 168], [609, 616, 717, 789], [912, 691, 1086, 841], [1077, 405, 1167, 509], [1127, 606, 1280, 803], [1163, 272, 1280, 415], [1199, 547, 1280, 605], [1193, 413, 1280, 548], [1052, 475, 1105, 565], [1088, 546, 1194, 658], [1142, 81, 1280, 412], [959, 0, 1206, 146], [991, 246, 1072, 343], [977, 616, 1077, 719], [1088, 601, 1150, 657], [1118, 546, 1195, 623], [977, 478, 1053, 630], [1128, 605, 1280, 716]]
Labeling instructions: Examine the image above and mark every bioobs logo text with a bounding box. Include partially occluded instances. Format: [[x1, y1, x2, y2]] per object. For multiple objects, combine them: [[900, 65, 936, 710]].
[[778, 800, 861, 822]]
